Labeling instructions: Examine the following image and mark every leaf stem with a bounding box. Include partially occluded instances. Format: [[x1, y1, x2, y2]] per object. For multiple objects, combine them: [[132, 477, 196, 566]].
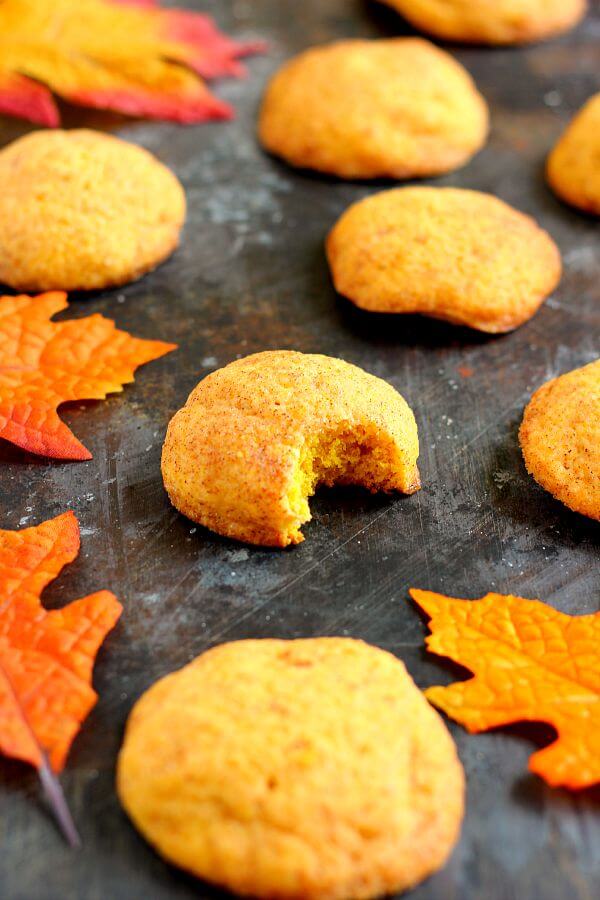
[[38, 754, 81, 848], [0, 658, 81, 848]]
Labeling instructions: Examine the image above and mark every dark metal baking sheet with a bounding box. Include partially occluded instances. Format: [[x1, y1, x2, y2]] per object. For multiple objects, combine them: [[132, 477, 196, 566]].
[[0, 1, 598, 898]]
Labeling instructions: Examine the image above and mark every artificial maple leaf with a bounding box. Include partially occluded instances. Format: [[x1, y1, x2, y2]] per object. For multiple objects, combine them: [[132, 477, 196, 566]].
[[0, 0, 264, 126], [0, 511, 122, 771], [0, 292, 176, 460], [409, 589, 600, 790], [0, 512, 121, 843]]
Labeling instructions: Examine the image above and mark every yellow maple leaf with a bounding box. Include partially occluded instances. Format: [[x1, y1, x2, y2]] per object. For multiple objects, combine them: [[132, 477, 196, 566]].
[[410, 588, 600, 789], [0, 0, 263, 125]]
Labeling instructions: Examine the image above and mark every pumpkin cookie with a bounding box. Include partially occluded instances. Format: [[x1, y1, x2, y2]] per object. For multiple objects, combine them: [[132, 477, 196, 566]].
[[383, 0, 587, 45], [161, 351, 420, 547], [327, 187, 561, 333], [0, 129, 185, 291], [118, 637, 465, 900], [547, 94, 600, 215], [258, 39, 488, 179], [519, 360, 600, 520]]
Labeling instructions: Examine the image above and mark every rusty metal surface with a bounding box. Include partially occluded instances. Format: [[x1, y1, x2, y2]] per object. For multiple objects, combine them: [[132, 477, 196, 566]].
[[0, 1, 599, 898]]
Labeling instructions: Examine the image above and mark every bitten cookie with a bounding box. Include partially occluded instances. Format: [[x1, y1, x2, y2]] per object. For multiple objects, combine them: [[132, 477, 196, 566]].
[[383, 0, 586, 45], [0, 129, 185, 291], [258, 39, 488, 179], [327, 187, 561, 333], [519, 360, 600, 520], [547, 94, 600, 215], [117, 637, 465, 900], [161, 351, 420, 547]]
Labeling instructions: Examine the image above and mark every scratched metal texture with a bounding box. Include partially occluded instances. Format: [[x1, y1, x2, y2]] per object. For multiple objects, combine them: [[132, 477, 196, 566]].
[[0, 1, 599, 898]]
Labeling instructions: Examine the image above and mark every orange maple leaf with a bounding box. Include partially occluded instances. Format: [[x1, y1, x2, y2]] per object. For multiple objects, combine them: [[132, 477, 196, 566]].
[[0, 512, 121, 844], [0, 291, 176, 460], [409, 589, 600, 789], [0, 0, 264, 126], [0, 512, 122, 773]]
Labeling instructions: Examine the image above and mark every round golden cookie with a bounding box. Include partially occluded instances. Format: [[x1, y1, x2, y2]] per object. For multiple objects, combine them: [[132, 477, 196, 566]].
[[0, 129, 185, 291], [117, 637, 465, 900], [383, 0, 587, 45], [327, 187, 561, 333], [258, 38, 488, 179], [547, 94, 600, 216], [161, 351, 420, 547], [519, 360, 600, 520]]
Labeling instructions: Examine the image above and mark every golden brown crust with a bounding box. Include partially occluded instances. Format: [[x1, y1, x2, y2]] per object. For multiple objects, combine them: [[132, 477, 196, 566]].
[[547, 94, 600, 216], [117, 637, 465, 900], [161, 351, 420, 547], [327, 187, 561, 333], [258, 39, 488, 179], [0, 129, 185, 291], [383, 0, 586, 45], [519, 360, 600, 520]]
